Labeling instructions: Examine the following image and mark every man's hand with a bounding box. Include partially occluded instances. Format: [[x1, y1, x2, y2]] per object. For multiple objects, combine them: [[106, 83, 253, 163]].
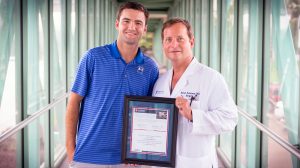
[[175, 96, 193, 121]]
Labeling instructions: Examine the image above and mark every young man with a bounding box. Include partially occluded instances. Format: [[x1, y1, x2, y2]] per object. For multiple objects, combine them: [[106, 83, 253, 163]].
[[66, 2, 159, 167], [152, 18, 238, 167]]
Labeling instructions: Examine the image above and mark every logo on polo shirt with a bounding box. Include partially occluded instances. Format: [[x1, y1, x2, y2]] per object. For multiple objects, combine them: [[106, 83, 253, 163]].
[[137, 66, 144, 74]]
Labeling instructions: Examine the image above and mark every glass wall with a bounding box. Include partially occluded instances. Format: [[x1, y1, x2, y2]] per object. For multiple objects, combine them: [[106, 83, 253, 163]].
[[3, 0, 300, 167], [67, 0, 79, 90], [23, 0, 50, 167], [50, 0, 67, 164], [0, 133, 22, 168], [166, 0, 300, 167], [219, 0, 237, 163], [0, 2, 22, 167], [0, 0, 21, 135], [262, 0, 300, 167], [209, 0, 221, 71], [0, 0, 117, 167], [236, 0, 263, 167]]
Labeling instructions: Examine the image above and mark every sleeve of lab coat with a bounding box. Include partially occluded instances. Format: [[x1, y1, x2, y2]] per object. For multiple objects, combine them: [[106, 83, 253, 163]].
[[191, 73, 238, 135]]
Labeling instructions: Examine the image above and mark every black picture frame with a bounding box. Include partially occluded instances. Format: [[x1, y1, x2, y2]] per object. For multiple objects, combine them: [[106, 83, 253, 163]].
[[122, 95, 178, 167]]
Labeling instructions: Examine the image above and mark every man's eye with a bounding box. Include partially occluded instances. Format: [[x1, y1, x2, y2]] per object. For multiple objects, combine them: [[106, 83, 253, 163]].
[[136, 22, 142, 25], [178, 37, 184, 42], [165, 38, 172, 43]]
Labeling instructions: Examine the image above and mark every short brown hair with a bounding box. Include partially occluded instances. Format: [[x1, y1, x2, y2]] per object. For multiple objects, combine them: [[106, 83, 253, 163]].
[[161, 17, 194, 40], [116, 2, 149, 25]]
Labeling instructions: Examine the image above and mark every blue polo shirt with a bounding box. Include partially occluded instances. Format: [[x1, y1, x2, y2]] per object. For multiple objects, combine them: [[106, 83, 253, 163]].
[[71, 41, 159, 164]]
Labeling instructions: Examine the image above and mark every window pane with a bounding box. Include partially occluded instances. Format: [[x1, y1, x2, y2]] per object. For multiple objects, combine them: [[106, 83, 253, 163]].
[[23, 1, 49, 167], [79, 0, 87, 57], [219, 0, 237, 162], [221, 0, 237, 94], [0, 0, 21, 134], [200, 0, 209, 65], [263, 135, 295, 168], [67, 0, 78, 90], [53, 101, 66, 161], [209, 0, 221, 71], [263, 0, 300, 167], [24, 0, 49, 115], [51, 0, 66, 164], [87, 0, 94, 48], [25, 114, 48, 167], [0, 133, 22, 168], [236, 0, 262, 167]]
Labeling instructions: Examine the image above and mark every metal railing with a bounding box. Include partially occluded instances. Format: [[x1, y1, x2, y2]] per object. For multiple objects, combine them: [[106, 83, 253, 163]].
[[237, 107, 300, 159], [1, 95, 300, 161], [0, 93, 69, 143]]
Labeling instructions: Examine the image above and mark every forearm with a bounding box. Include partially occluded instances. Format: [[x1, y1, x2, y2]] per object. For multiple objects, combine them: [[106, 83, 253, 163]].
[[65, 94, 81, 162]]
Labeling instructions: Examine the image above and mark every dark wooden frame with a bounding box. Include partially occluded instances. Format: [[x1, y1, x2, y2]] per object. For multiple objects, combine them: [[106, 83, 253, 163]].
[[122, 95, 178, 167]]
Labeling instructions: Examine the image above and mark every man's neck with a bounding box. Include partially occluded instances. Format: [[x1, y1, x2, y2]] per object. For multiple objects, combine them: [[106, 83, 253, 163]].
[[117, 41, 139, 63], [173, 56, 193, 75]]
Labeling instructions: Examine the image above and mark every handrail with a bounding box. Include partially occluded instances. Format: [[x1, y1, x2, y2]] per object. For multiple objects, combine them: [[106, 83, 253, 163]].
[[0, 93, 69, 143], [1, 95, 300, 160], [237, 107, 300, 159]]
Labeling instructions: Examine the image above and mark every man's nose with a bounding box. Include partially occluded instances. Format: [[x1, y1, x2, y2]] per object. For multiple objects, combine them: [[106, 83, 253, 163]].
[[170, 39, 179, 47], [128, 22, 135, 30]]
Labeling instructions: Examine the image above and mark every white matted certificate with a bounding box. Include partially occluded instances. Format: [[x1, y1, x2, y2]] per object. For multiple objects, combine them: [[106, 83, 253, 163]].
[[130, 107, 169, 155]]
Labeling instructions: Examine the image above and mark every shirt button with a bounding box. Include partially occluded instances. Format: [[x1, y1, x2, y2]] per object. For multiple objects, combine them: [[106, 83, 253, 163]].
[[125, 75, 127, 78]]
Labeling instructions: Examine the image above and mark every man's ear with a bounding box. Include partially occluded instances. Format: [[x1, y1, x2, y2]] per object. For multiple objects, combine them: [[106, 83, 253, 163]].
[[190, 37, 195, 48], [143, 25, 148, 34], [115, 19, 119, 29]]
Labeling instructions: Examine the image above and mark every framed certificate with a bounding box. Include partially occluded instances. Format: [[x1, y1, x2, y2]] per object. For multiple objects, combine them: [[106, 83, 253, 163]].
[[122, 95, 178, 167]]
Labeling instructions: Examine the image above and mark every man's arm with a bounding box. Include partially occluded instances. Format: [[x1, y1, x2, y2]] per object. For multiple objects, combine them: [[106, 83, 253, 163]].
[[65, 92, 83, 162]]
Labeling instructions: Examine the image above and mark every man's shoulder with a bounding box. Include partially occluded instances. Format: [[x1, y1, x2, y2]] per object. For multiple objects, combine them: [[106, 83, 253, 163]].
[[157, 70, 170, 82], [195, 62, 221, 77], [142, 55, 159, 73], [81, 44, 113, 63], [143, 55, 158, 65], [88, 44, 111, 55]]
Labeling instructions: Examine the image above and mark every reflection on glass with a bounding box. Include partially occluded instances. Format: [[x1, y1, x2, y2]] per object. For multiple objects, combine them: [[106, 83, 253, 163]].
[[53, 101, 66, 160], [0, 133, 21, 168], [266, 136, 293, 168], [52, 0, 66, 162], [236, 0, 261, 167], [24, 1, 49, 167], [25, 0, 48, 115], [221, 0, 236, 93], [67, 0, 78, 90], [209, 0, 220, 70], [219, 0, 236, 161], [79, 0, 88, 56], [264, 0, 299, 167], [26, 116, 47, 167], [0, 0, 21, 135]]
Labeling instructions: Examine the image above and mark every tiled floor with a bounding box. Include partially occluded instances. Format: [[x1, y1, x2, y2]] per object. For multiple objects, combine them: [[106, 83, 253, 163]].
[[59, 156, 227, 168]]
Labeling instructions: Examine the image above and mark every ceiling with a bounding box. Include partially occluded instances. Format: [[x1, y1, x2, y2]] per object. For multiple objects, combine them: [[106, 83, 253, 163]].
[[117, 0, 175, 32]]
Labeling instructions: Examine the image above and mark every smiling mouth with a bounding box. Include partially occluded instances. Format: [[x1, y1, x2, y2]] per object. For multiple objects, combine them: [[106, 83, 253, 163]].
[[126, 32, 137, 36]]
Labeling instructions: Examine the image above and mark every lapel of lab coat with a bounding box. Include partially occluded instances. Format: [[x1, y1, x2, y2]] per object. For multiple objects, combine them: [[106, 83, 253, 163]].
[[170, 58, 199, 98]]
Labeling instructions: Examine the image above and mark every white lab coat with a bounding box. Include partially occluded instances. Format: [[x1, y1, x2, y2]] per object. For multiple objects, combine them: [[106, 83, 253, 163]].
[[152, 58, 238, 168]]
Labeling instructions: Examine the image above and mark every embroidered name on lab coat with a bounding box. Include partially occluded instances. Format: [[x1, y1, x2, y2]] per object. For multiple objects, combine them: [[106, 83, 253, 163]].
[[180, 91, 200, 100]]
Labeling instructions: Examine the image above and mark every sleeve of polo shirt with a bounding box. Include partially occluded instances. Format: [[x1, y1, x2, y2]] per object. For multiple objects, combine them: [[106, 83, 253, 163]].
[[71, 51, 93, 97]]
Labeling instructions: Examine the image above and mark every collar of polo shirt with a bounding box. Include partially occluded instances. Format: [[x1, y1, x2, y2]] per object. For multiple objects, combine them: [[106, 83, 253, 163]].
[[110, 41, 144, 64]]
